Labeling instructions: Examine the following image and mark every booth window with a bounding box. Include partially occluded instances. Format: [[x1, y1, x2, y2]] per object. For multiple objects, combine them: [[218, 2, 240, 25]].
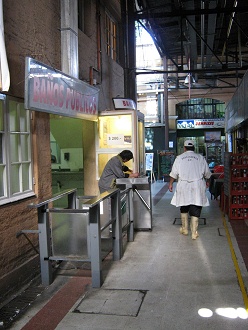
[[0, 96, 33, 205], [105, 12, 117, 61]]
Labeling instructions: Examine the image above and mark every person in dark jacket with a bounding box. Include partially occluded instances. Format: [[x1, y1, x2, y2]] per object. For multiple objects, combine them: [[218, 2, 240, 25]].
[[98, 150, 139, 193]]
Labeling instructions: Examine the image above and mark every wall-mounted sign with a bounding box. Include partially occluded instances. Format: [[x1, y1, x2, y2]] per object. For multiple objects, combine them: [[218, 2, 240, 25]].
[[106, 134, 132, 145], [24, 57, 99, 120], [112, 98, 136, 110], [107, 134, 124, 145], [177, 118, 224, 129]]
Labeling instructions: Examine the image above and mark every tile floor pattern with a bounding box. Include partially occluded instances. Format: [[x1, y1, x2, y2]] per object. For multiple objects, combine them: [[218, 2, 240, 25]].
[[10, 182, 248, 330]]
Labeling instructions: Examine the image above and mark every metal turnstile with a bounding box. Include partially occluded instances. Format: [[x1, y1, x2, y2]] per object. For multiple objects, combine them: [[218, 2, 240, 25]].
[[116, 177, 152, 230]]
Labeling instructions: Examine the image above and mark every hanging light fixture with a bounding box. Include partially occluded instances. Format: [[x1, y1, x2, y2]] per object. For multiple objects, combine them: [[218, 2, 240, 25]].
[[184, 74, 195, 84]]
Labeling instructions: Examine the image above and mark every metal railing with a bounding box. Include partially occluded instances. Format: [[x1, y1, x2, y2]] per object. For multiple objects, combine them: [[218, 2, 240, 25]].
[[25, 187, 133, 288]]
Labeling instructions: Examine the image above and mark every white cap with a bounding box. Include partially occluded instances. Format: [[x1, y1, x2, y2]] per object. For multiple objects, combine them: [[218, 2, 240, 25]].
[[184, 140, 194, 147]]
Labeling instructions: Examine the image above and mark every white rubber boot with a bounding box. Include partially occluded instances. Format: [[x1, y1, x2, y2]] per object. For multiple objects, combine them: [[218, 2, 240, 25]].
[[179, 213, 188, 235], [191, 216, 199, 240]]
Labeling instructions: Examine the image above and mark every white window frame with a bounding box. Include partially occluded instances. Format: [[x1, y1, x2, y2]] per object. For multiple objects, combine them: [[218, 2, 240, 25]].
[[0, 95, 34, 205], [105, 12, 117, 61]]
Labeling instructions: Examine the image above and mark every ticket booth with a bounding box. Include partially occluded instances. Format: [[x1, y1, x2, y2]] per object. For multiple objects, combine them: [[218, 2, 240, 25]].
[[96, 100, 146, 240], [96, 108, 145, 178]]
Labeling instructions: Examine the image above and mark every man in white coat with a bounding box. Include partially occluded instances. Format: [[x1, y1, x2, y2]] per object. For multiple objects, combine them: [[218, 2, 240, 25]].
[[168, 140, 212, 239]]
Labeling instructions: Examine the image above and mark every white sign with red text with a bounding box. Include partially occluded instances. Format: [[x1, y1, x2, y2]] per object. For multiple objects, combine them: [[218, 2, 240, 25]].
[[112, 98, 136, 110], [24, 57, 99, 120]]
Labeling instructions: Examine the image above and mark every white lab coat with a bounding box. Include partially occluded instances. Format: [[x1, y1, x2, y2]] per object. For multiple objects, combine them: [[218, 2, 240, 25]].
[[170, 151, 212, 207]]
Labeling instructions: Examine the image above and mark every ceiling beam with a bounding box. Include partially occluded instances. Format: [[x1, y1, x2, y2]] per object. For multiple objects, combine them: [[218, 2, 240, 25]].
[[135, 6, 248, 19], [135, 66, 248, 75]]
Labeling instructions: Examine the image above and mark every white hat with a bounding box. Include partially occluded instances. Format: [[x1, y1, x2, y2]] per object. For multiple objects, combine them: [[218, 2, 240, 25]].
[[184, 140, 194, 147]]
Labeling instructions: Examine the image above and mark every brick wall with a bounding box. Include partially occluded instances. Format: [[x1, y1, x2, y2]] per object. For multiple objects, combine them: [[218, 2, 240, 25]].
[[78, 1, 124, 111], [0, 0, 125, 303], [3, 0, 61, 97], [0, 0, 60, 303]]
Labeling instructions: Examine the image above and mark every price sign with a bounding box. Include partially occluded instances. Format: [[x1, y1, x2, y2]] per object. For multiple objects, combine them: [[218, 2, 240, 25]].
[[107, 134, 124, 145]]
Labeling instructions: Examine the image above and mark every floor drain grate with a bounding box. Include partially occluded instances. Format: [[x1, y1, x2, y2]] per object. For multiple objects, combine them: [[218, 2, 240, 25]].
[[0, 285, 45, 329], [74, 288, 147, 317]]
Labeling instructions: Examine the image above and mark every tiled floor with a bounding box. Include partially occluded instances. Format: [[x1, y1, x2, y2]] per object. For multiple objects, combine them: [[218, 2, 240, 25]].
[[9, 182, 248, 329]]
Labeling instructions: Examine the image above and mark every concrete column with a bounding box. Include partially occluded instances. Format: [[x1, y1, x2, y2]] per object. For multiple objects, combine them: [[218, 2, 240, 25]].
[[60, 0, 79, 78], [121, 0, 136, 101]]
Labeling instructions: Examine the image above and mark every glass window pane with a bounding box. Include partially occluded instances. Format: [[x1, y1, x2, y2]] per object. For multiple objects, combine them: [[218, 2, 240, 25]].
[[10, 134, 19, 162], [105, 13, 117, 60], [21, 135, 29, 161], [9, 102, 19, 132], [22, 163, 30, 191], [1, 97, 33, 202], [188, 106, 194, 118], [0, 165, 5, 196], [176, 98, 225, 120], [0, 133, 3, 163], [19, 104, 28, 132], [10, 164, 20, 194], [205, 104, 212, 118], [0, 102, 3, 130]]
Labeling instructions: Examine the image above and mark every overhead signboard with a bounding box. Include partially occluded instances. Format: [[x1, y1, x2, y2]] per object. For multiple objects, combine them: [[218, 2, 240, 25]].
[[24, 57, 99, 121], [177, 118, 224, 129]]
